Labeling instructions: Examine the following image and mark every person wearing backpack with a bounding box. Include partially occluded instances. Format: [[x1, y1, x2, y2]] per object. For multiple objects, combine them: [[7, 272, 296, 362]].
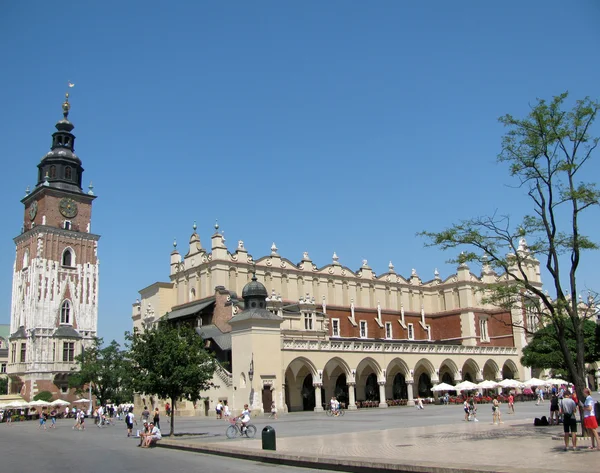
[[125, 407, 136, 437]]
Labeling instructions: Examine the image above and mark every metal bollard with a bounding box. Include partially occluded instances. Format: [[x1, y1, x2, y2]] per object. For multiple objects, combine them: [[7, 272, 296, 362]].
[[262, 425, 276, 450]]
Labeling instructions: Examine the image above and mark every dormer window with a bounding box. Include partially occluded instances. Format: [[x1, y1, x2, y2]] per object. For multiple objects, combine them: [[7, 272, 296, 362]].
[[60, 300, 71, 324], [62, 248, 74, 267], [50, 165, 57, 178], [65, 167, 72, 180]]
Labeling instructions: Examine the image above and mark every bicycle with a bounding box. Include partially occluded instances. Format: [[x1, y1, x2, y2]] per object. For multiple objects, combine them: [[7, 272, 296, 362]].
[[226, 417, 257, 439], [325, 406, 345, 417]]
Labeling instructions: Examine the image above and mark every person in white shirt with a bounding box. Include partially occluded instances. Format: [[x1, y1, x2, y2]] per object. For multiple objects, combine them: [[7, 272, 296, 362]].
[[223, 400, 231, 419], [581, 388, 600, 450], [216, 401, 223, 419], [240, 404, 251, 432]]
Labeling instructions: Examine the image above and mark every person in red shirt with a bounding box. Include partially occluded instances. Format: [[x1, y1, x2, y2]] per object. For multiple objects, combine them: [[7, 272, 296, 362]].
[[507, 393, 515, 414]]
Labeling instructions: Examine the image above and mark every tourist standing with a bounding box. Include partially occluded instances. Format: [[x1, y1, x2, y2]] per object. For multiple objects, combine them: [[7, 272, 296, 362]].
[[153, 408, 160, 430], [581, 388, 600, 450], [549, 394, 560, 425], [560, 392, 578, 450], [463, 398, 470, 421], [216, 400, 223, 419], [165, 402, 171, 417]]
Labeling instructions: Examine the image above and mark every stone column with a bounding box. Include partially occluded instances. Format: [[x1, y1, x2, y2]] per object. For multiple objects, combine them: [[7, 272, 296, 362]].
[[347, 382, 357, 410], [313, 384, 323, 412], [406, 380, 415, 407], [378, 382, 388, 408]]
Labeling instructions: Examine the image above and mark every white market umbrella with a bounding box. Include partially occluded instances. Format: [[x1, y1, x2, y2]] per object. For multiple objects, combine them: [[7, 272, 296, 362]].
[[454, 380, 479, 392], [524, 377, 549, 387], [498, 379, 521, 389], [478, 380, 499, 389], [431, 382, 456, 392], [50, 399, 70, 407], [29, 400, 51, 407], [73, 398, 91, 404], [545, 378, 567, 386], [4, 401, 29, 409]]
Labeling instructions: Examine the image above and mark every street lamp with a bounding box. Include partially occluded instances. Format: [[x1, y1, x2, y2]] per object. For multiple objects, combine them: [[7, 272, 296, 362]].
[[248, 354, 254, 382]]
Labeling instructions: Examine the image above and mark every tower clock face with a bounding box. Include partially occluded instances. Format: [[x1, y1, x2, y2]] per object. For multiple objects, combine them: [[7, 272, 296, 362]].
[[59, 197, 78, 218], [29, 201, 38, 220]]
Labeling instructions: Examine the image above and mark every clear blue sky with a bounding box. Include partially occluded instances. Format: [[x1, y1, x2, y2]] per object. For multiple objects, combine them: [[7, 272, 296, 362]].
[[1, 1, 599, 345]]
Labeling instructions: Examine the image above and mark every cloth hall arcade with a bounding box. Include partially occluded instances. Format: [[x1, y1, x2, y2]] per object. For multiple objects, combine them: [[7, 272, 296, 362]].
[[133, 224, 538, 415]]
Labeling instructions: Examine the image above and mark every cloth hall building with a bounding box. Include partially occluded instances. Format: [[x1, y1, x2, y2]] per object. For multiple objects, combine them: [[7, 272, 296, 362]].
[[133, 224, 539, 416]]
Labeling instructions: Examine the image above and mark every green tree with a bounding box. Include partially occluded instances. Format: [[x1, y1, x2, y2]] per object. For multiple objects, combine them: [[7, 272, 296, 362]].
[[126, 321, 218, 436], [33, 390, 53, 402], [521, 319, 600, 379], [420, 93, 599, 405], [69, 338, 133, 406]]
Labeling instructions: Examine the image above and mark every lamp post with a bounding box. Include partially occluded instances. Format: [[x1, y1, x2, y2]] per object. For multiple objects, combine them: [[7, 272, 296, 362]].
[[248, 354, 254, 382]]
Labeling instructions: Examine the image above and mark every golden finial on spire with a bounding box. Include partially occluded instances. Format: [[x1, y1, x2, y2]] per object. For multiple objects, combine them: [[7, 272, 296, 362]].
[[62, 81, 75, 119]]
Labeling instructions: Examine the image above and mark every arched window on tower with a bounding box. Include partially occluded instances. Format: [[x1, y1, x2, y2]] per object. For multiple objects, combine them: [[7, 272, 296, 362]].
[[62, 248, 74, 267], [50, 166, 57, 178], [60, 300, 71, 325], [22, 249, 29, 269], [65, 167, 72, 180]]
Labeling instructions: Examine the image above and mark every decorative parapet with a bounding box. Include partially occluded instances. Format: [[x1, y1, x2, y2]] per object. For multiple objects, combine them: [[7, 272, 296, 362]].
[[215, 363, 233, 387], [281, 338, 518, 356]]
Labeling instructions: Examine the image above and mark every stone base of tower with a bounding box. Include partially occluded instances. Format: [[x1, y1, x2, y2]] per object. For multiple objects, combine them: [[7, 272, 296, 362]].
[[8, 372, 83, 403]]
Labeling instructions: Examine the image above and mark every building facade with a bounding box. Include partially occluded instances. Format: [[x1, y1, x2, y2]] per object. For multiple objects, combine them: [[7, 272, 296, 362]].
[[133, 224, 541, 416], [7, 95, 100, 401]]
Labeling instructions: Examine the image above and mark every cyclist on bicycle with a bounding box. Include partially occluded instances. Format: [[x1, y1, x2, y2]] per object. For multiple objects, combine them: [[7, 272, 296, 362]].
[[330, 396, 339, 416], [240, 404, 251, 432]]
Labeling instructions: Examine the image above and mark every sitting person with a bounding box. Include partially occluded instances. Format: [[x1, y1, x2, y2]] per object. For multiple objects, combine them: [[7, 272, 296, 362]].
[[138, 421, 150, 446], [142, 422, 161, 448]]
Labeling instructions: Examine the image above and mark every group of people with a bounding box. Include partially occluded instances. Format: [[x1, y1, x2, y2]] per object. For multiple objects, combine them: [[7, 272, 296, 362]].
[[558, 388, 599, 451], [215, 400, 231, 419]]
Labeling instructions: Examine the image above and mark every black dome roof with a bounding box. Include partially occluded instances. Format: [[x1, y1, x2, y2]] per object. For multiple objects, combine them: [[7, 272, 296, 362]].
[[242, 274, 268, 299]]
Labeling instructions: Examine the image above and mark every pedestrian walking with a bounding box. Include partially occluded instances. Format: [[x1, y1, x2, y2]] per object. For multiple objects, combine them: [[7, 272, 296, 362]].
[[549, 393, 560, 425], [38, 409, 47, 430], [492, 398, 503, 424], [223, 400, 231, 419], [125, 407, 136, 437], [269, 401, 278, 419], [507, 393, 515, 414], [50, 409, 57, 429]]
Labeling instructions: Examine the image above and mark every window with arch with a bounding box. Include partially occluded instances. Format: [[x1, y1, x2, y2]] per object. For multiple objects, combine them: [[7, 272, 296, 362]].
[[60, 300, 71, 324], [479, 318, 490, 342], [22, 249, 29, 269], [65, 167, 72, 179], [49, 165, 57, 178], [62, 248, 74, 267]]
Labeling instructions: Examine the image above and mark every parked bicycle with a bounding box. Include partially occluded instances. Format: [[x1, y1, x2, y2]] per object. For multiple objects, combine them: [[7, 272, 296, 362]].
[[226, 417, 257, 439]]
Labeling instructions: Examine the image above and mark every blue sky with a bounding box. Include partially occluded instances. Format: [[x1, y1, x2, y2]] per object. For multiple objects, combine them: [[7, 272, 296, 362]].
[[1, 1, 599, 345]]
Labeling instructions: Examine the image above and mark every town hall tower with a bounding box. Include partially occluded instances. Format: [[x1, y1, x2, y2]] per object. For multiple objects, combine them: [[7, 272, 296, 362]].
[[7, 93, 100, 400]]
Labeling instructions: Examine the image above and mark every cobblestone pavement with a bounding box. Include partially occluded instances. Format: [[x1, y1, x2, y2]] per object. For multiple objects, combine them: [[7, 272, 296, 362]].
[[160, 401, 600, 473]]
